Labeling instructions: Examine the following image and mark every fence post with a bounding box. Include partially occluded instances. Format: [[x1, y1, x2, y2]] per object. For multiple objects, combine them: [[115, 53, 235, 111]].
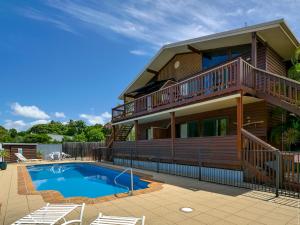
[[275, 150, 280, 197], [198, 149, 202, 181]]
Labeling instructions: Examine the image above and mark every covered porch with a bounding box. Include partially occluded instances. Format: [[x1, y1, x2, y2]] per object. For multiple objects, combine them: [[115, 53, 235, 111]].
[[112, 93, 264, 169]]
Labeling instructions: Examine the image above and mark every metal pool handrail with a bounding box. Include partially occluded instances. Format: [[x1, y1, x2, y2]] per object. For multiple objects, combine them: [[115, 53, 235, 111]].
[[113, 167, 134, 196]]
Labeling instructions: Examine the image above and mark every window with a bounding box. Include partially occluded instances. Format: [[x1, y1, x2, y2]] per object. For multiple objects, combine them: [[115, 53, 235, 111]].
[[176, 121, 199, 138], [202, 118, 228, 136], [146, 128, 153, 140], [180, 123, 188, 138], [180, 83, 189, 96], [146, 96, 152, 110], [202, 51, 228, 70]]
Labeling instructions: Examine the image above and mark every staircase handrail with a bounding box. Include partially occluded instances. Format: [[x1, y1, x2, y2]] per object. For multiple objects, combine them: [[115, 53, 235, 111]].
[[241, 128, 279, 152]]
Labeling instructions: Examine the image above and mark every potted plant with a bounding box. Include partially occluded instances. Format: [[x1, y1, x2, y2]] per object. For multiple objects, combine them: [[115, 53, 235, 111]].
[[0, 150, 9, 170]]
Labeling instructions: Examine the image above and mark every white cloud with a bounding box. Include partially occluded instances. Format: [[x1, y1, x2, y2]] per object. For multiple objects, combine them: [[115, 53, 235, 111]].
[[11, 102, 50, 120], [130, 49, 148, 56], [3, 120, 27, 131], [19, 7, 75, 34], [3, 119, 51, 131], [79, 112, 111, 125], [17, 1, 300, 49], [30, 120, 51, 126], [54, 112, 66, 118]]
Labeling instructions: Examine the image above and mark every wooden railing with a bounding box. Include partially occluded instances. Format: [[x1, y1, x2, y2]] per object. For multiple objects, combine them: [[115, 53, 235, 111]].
[[242, 61, 300, 115], [241, 129, 279, 191], [242, 128, 300, 196], [112, 59, 241, 122], [113, 58, 300, 122], [280, 152, 300, 194]]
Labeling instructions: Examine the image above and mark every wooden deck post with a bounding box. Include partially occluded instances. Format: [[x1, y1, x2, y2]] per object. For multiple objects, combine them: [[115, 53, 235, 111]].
[[170, 112, 176, 161], [134, 120, 139, 141], [236, 93, 243, 160], [112, 125, 116, 142], [251, 32, 257, 67]]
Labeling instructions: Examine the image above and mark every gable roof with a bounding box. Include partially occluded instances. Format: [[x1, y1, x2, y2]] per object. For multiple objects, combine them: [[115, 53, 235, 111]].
[[119, 19, 299, 100]]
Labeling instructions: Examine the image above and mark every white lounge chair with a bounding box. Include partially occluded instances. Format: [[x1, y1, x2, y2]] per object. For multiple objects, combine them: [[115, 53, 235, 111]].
[[90, 213, 145, 225], [61, 152, 71, 159], [12, 203, 85, 225], [15, 153, 42, 163], [49, 152, 71, 160]]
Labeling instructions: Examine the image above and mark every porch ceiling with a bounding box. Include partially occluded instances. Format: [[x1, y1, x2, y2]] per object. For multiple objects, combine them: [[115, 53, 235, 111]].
[[113, 94, 263, 125]]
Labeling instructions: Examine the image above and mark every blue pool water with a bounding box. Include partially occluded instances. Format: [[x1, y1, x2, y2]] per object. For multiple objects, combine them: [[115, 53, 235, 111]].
[[27, 163, 149, 198]]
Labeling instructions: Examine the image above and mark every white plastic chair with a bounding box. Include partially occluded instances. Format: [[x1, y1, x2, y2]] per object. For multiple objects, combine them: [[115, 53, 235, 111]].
[[14, 153, 41, 163], [12, 203, 85, 225], [90, 213, 145, 225]]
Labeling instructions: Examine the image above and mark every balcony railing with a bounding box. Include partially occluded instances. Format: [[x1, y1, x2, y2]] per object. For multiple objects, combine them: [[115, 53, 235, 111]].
[[112, 58, 241, 122], [112, 57, 300, 122]]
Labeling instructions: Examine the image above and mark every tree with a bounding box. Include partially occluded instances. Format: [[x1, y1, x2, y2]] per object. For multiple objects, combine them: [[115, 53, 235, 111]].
[[288, 47, 300, 80], [9, 129, 18, 138], [0, 126, 12, 142], [23, 133, 51, 143], [73, 133, 87, 142], [85, 126, 105, 142], [66, 120, 86, 136]]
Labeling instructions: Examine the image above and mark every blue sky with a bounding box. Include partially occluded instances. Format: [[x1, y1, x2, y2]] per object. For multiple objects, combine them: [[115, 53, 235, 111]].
[[1, 0, 300, 130]]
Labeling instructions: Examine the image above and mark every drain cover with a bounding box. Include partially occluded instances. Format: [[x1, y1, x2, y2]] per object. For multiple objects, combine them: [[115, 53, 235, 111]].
[[180, 207, 193, 213]]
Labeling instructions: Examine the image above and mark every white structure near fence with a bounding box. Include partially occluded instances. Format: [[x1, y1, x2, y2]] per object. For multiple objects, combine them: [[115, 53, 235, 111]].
[[37, 144, 62, 160]]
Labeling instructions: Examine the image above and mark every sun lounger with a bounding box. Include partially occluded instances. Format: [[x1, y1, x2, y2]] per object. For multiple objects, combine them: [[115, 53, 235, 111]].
[[12, 203, 85, 225], [90, 213, 145, 225], [14, 153, 42, 163]]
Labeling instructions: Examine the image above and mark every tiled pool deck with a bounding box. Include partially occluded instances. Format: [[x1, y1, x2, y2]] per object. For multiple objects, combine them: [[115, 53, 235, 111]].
[[0, 161, 299, 225]]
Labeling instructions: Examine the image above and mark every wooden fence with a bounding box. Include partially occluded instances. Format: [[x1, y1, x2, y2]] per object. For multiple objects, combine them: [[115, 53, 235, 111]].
[[62, 142, 110, 161], [112, 135, 239, 169]]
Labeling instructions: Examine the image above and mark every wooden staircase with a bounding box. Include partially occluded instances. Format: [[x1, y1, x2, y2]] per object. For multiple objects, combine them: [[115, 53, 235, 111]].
[[242, 60, 300, 116], [241, 128, 278, 186], [106, 124, 134, 148]]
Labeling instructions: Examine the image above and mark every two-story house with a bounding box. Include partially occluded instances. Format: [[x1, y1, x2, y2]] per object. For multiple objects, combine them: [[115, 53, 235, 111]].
[[109, 19, 299, 171]]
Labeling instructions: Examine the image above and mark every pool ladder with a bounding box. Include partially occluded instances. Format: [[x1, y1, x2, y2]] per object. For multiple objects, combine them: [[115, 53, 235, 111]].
[[114, 167, 134, 196]]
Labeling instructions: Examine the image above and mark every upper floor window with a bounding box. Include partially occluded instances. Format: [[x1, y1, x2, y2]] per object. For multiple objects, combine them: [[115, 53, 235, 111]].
[[202, 51, 228, 70], [202, 45, 251, 70]]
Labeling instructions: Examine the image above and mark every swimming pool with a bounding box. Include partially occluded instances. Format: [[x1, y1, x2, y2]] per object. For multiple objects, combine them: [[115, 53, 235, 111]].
[[27, 163, 149, 198]]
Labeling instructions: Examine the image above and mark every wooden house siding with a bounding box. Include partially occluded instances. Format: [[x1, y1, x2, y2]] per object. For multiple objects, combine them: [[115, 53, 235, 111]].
[[257, 44, 267, 70], [265, 47, 287, 76], [157, 53, 201, 82]]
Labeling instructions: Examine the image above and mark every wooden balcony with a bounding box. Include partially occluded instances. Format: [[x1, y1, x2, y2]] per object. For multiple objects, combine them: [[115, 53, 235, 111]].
[[112, 58, 300, 123]]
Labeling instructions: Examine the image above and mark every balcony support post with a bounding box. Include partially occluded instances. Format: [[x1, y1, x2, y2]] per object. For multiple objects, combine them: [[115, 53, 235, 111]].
[[112, 125, 116, 142], [236, 92, 243, 161], [170, 112, 176, 162], [251, 32, 257, 67], [134, 120, 139, 141]]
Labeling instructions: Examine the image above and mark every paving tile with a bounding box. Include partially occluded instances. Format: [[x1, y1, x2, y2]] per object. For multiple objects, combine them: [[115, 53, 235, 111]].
[[193, 212, 221, 224], [223, 214, 253, 225]]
